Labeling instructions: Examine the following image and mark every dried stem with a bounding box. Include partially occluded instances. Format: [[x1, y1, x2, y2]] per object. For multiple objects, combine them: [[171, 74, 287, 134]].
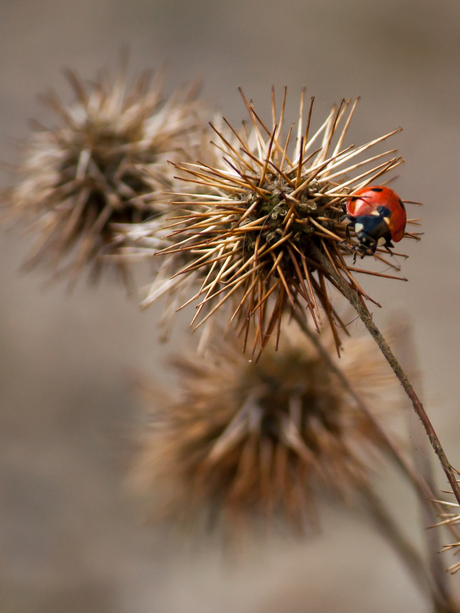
[[360, 484, 445, 610], [294, 313, 460, 538], [391, 314, 453, 608], [293, 313, 457, 611], [310, 244, 460, 509]]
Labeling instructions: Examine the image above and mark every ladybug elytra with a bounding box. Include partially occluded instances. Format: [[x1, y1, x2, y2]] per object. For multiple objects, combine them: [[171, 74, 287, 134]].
[[343, 185, 407, 257]]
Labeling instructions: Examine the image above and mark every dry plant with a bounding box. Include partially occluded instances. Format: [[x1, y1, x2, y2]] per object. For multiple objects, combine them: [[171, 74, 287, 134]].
[[130, 320, 456, 609], [3, 61, 460, 612], [143, 89, 420, 356], [125, 86, 460, 526], [1, 58, 207, 287], [131, 323, 395, 531]]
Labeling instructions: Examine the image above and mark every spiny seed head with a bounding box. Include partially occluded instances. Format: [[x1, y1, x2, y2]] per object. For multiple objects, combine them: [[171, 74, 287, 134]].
[[1, 62, 207, 286], [130, 323, 396, 535], [155, 88, 420, 355]]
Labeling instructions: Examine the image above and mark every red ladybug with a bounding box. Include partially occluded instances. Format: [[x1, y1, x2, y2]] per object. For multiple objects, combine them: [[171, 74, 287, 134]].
[[344, 185, 406, 257]]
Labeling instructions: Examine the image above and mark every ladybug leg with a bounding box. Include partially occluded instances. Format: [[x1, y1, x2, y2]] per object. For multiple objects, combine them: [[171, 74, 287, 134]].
[[376, 233, 395, 257], [352, 242, 370, 264], [339, 240, 354, 257], [383, 241, 395, 257]]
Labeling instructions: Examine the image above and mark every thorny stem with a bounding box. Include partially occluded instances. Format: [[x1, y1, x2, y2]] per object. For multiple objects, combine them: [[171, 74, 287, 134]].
[[294, 312, 460, 540], [293, 312, 457, 611], [360, 484, 445, 610], [311, 244, 460, 509], [392, 315, 453, 609]]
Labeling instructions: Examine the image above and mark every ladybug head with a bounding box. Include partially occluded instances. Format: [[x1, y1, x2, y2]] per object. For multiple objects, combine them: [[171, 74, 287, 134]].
[[355, 230, 377, 256], [351, 205, 394, 257]]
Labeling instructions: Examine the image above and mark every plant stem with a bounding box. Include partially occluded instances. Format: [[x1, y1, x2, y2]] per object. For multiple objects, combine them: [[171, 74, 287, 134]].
[[293, 312, 457, 611], [360, 484, 446, 610], [391, 314, 453, 609], [293, 312, 459, 538], [310, 244, 460, 508]]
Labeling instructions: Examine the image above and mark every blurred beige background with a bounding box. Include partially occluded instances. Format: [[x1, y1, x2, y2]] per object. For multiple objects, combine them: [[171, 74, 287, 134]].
[[1, 0, 460, 611]]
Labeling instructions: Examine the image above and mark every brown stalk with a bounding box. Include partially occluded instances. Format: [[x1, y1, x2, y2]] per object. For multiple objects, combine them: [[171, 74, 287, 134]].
[[391, 314, 453, 609], [289, 315, 449, 607], [293, 313, 460, 611], [309, 244, 460, 510], [259, 125, 277, 187], [292, 312, 460, 546], [360, 484, 449, 611]]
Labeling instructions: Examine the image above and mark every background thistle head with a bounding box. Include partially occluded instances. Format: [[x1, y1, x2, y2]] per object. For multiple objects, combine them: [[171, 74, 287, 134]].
[[130, 321, 396, 535], [1, 59, 208, 287]]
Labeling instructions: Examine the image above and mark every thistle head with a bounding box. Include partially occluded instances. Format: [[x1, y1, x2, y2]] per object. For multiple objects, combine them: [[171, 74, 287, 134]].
[[156, 89, 420, 354], [130, 322, 395, 535], [2, 61, 206, 286]]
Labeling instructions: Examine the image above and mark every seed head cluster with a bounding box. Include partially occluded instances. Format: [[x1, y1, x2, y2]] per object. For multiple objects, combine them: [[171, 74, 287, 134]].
[[131, 324, 395, 533], [2, 63, 206, 285]]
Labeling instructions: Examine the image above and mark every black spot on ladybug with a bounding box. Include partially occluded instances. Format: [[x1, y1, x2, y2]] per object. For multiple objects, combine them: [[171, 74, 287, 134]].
[[370, 187, 383, 192], [376, 205, 391, 217]]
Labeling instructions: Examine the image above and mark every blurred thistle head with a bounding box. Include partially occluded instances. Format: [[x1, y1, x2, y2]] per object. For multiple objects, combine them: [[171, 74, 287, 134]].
[[155, 88, 420, 354], [113, 115, 243, 340], [130, 322, 395, 535], [2, 58, 206, 286]]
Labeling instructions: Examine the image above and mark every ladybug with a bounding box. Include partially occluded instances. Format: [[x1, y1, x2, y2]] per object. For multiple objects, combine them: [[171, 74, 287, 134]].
[[343, 185, 406, 257]]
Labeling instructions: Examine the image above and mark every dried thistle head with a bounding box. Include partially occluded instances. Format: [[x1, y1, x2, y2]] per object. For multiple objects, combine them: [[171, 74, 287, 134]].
[[156, 89, 420, 355], [130, 322, 395, 534], [2, 61, 206, 286]]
